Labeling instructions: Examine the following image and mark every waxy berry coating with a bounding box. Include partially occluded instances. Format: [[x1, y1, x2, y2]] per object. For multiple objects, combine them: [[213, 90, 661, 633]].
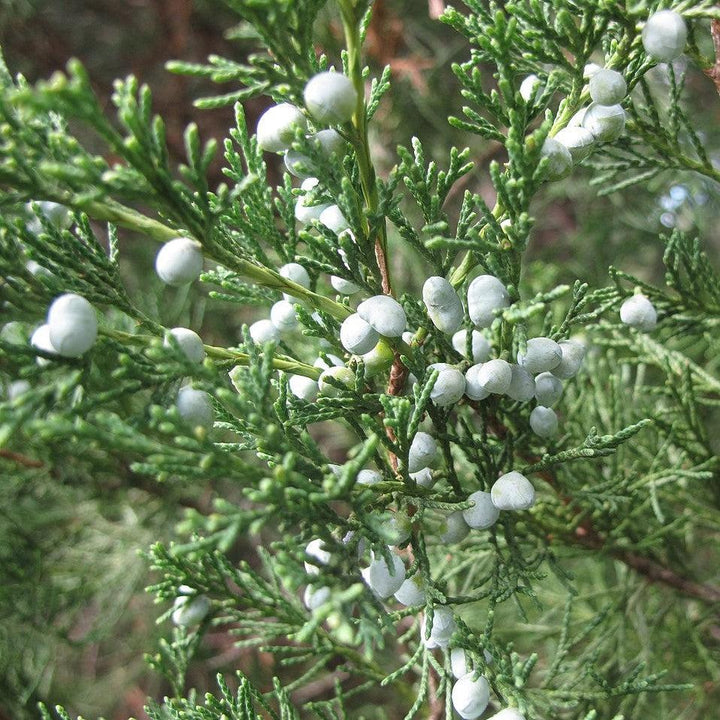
[[155, 237, 203, 287], [304, 72, 357, 125]]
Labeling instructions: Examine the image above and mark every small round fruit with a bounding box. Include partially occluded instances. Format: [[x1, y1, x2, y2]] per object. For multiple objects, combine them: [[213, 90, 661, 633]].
[[294, 178, 330, 225], [429, 364, 466, 407], [439, 510, 471, 543], [541, 137, 573, 180], [421, 605, 456, 649], [30, 324, 57, 365], [534, 372, 563, 407], [642, 10, 687, 62], [463, 490, 500, 529], [7, 380, 31, 400], [519, 74, 542, 103], [554, 126, 595, 163], [394, 575, 426, 606], [340, 313, 379, 355], [304, 71, 357, 125], [452, 329, 491, 363], [288, 374, 319, 402], [464, 364, 491, 401], [506, 364, 535, 402], [249, 319, 281, 344], [487, 710, 526, 720], [451, 649, 475, 679], [517, 337, 562, 374], [166, 327, 205, 363], [256, 103, 307, 153], [303, 585, 331, 611], [589, 69, 627, 106], [47, 293, 98, 357], [467, 275, 510, 328], [582, 103, 625, 142], [423, 276, 463, 334], [552, 340, 585, 379], [279, 261, 312, 304], [530, 405, 559, 438], [361, 550, 406, 599], [620, 294, 657, 331], [318, 204, 350, 234], [408, 431, 437, 473], [357, 468, 382, 485], [452, 674, 490, 720], [284, 150, 313, 179], [568, 106, 589, 127], [270, 300, 299, 333], [304, 538, 331, 575], [315, 128, 345, 155], [357, 295, 407, 337], [155, 237, 203, 287], [316, 355, 344, 373], [284, 129, 346, 177], [410, 467, 434, 488], [172, 591, 211, 627], [491, 471, 535, 511], [318, 366, 355, 396], [359, 339, 394, 377], [331, 275, 361, 295], [476, 358, 512, 395], [176, 386, 214, 430], [583, 63, 602, 79]]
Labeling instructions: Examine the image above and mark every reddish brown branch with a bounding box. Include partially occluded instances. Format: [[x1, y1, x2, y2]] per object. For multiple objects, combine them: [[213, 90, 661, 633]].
[[0, 449, 44, 468], [386, 346, 413, 471], [482, 408, 720, 605], [375, 237, 393, 296], [574, 530, 720, 605], [704, 18, 720, 96], [427, 666, 445, 720]]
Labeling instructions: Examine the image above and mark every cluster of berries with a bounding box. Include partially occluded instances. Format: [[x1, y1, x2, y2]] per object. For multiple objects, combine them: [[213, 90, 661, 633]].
[[22, 204, 99, 362], [30, 293, 98, 362], [153, 236, 216, 430], [529, 9, 687, 182], [300, 524, 525, 720], [18, 12, 687, 717], [420, 274, 585, 444], [256, 71, 363, 298]]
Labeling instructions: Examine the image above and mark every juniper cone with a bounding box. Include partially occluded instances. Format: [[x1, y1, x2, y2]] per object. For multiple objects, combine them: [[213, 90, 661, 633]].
[[166, 327, 205, 363], [439, 509, 471, 543], [1, 1, 720, 719], [582, 102, 627, 141], [554, 125, 596, 162], [588, 68, 627, 105]]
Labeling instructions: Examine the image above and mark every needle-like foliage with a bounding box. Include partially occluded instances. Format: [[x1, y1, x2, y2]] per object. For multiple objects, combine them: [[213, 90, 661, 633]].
[[1, 1, 720, 719]]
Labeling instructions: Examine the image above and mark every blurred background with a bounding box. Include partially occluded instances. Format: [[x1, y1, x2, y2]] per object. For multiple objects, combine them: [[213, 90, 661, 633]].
[[1, 1, 719, 719]]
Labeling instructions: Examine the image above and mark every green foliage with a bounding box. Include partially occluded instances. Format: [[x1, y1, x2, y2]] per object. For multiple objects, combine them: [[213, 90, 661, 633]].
[[2, 1, 720, 719]]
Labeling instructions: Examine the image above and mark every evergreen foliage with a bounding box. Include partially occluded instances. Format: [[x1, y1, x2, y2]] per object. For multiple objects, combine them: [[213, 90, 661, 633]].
[[1, 1, 720, 719]]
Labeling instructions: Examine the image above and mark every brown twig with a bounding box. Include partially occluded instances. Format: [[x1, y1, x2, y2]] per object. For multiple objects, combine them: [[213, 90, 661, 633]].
[[427, 665, 445, 720], [703, 17, 720, 96], [375, 239, 393, 296], [574, 527, 720, 605], [0, 448, 44, 468]]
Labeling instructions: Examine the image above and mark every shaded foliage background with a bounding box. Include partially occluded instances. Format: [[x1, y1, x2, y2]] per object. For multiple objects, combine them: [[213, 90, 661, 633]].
[[1, 1, 720, 719]]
